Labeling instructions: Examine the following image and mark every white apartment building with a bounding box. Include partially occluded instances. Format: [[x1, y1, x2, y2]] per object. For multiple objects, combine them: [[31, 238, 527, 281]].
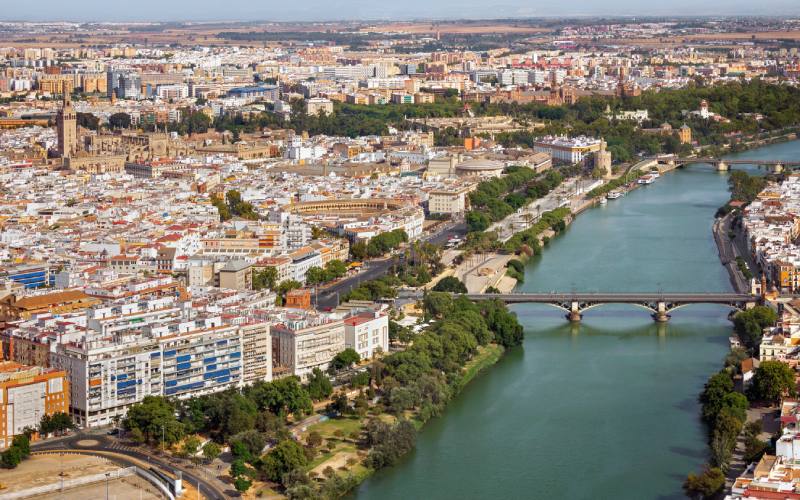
[[533, 135, 602, 164], [343, 310, 389, 360], [271, 316, 345, 379], [48, 300, 272, 427], [428, 184, 475, 215], [289, 247, 323, 284]]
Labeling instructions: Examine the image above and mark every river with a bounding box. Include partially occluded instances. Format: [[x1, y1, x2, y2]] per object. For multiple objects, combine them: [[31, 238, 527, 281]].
[[353, 140, 800, 500]]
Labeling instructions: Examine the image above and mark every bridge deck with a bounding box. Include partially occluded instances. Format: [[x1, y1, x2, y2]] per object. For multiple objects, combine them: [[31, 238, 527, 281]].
[[463, 292, 756, 303], [652, 157, 800, 166]]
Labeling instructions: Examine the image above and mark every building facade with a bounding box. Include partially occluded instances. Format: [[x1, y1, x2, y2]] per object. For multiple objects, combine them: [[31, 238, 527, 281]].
[[0, 362, 69, 449]]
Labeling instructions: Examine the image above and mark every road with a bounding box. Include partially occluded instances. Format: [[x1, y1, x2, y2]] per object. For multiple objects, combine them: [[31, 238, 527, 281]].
[[33, 431, 230, 499], [313, 221, 466, 310], [713, 213, 751, 293]]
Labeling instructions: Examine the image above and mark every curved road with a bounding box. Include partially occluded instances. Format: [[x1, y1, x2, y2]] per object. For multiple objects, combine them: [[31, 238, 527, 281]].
[[33, 432, 228, 499]]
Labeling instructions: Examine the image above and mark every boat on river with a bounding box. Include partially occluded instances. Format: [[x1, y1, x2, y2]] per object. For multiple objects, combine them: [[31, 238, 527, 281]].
[[638, 175, 655, 185], [607, 190, 623, 200]]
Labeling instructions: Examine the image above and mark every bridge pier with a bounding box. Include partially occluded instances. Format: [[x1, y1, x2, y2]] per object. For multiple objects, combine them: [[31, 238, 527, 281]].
[[716, 161, 729, 172], [568, 301, 582, 322], [651, 301, 669, 322]]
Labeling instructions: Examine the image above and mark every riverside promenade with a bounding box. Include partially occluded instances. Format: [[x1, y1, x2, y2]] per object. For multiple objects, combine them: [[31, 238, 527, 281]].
[[712, 212, 753, 294]]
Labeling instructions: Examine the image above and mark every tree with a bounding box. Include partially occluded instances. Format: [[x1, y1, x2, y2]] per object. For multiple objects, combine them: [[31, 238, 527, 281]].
[[482, 300, 524, 348], [350, 241, 367, 260], [108, 112, 132, 129], [76, 112, 100, 130], [329, 348, 361, 373], [305, 266, 327, 285], [230, 458, 254, 479], [180, 435, 201, 457], [330, 393, 350, 415], [734, 306, 778, 351], [260, 439, 309, 484], [684, 467, 725, 499], [253, 267, 278, 291], [364, 420, 417, 470], [130, 427, 145, 444], [466, 211, 490, 232], [700, 370, 735, 423], [432, 276, 468, 294], [255, 411, 290, 443], [11, 434, 29, 456], [230, 429, 266, 461], [0, 445, 22, 469], [305, 368, 333, 401], [325, 260, 347, 280], [202, 442, 221, 462], [234, 476, 252, 495], [123, 396, 185, 446], [748, 360, 797, 403], [245, 377, 313, 418], [423, 292, 454, 319], [306, 430, 323, 448]]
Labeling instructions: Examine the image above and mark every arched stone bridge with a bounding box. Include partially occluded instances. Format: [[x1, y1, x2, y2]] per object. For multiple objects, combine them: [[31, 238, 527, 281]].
[[406, 291, 759, 322]]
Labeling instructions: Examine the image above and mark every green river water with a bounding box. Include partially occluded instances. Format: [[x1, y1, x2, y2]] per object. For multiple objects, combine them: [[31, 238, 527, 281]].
[[353, 141, 800, 499]]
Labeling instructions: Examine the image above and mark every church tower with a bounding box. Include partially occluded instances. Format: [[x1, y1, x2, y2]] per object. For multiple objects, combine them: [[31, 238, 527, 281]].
[[56, 92, 77, 158]]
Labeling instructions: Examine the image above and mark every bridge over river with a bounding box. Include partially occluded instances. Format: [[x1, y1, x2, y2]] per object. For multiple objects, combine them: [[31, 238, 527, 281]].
[[650, 155, 800, 172], [401, 291, 758, 322]]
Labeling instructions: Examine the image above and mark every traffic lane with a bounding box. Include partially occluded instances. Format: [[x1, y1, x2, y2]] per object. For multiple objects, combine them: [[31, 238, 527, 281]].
[[315, 260, 392, 309]]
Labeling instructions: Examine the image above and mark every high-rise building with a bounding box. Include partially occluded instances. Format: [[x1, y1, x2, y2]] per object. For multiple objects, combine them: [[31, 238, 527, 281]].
[[106, 69, 122, 98], [0, 362, 70, 449], [55, 92, 77, 158], [118, 73, 142, 100]]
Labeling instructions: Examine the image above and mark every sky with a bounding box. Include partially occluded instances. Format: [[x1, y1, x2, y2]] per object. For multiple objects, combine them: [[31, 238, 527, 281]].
[[5, 0, 800, 22]]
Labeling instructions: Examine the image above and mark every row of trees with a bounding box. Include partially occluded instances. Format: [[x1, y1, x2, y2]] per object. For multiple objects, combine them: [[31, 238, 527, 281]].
[[687, 353, 791, 497], [366, 294, 523, 427], [1, 412, 73, 469], [350, 229, 408, 260], [124, 376, 319, 449], [396, 240, 443, 288], [342, 274, 401, 302], [699, 370, 748, 472], [502, 207, 572, 254], [727, 170, 770, 205], [305, 260, 347, 286], [466, 167, 564, 232], [38, 412, 74, 436]]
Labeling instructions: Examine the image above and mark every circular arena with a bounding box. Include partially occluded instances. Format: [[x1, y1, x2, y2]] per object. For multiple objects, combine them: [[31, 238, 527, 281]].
[[283, 198, 409, 216], [455, 159, 506, 178]]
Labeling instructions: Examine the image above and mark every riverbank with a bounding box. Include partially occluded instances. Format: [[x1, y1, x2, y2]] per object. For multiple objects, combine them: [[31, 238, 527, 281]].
[[294, 343, 506, 499]]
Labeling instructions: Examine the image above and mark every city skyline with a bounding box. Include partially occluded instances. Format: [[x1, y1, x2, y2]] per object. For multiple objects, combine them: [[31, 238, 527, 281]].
[[5, 0, 800, 22]]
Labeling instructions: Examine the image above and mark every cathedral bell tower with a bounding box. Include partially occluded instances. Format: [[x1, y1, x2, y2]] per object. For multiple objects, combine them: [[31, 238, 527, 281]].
[[56, 92, 77, 158]]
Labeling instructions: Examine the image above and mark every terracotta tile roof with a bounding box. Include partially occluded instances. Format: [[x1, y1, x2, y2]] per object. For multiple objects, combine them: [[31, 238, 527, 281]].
[[12, 290, 96, 310]]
